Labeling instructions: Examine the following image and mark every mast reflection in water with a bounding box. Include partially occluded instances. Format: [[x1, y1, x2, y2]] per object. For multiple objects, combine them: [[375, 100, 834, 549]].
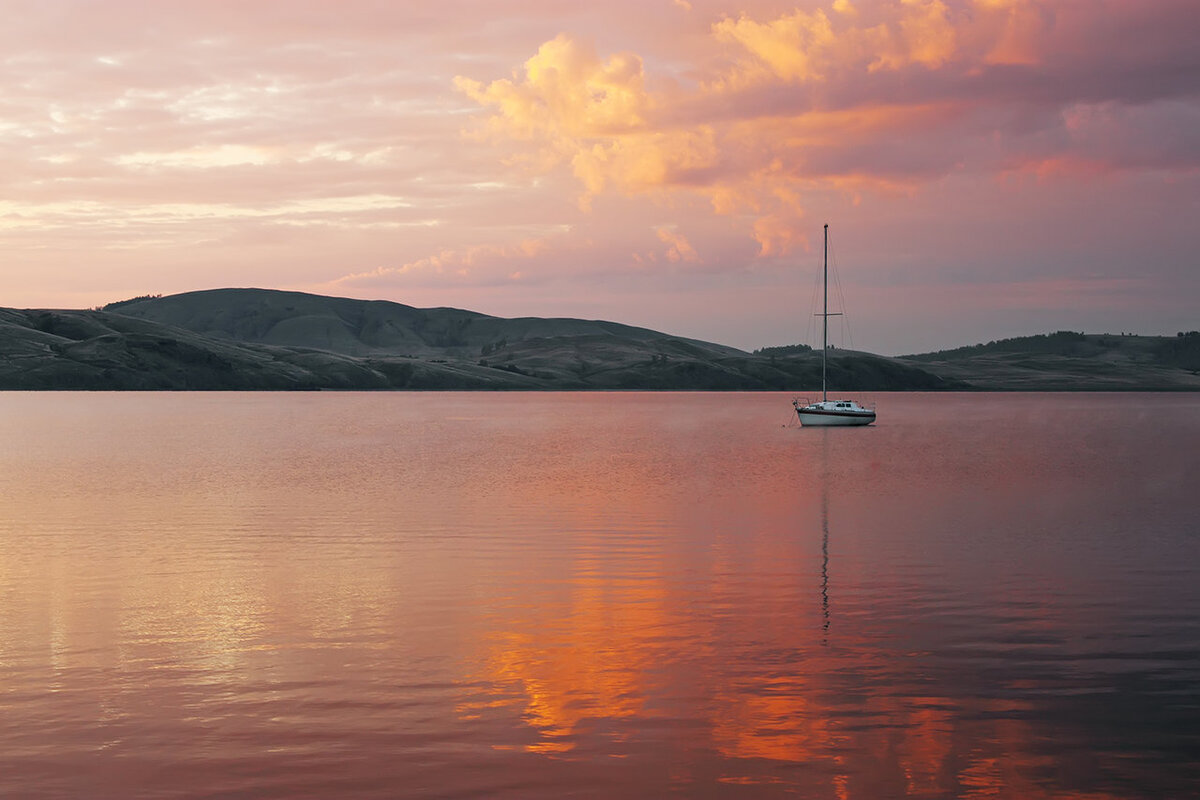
[[821, 433, 831, 642]]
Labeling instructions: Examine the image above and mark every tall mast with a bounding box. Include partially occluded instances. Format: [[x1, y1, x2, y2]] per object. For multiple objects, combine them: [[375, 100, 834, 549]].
[[822, 223, 828, 402]]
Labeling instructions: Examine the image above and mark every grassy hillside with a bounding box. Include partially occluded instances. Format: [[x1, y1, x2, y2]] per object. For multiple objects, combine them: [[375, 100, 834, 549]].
[[475, 336, 957, 391], [0, 308, 540, 390], [6, 291, 1188, 391], [0, 290, 959, 391], [899, 331, 1200, 390], [110, 288, 744, 360]]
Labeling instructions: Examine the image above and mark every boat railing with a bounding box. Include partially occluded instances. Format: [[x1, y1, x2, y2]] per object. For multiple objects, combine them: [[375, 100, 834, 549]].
[[793, 397, 876, 411]]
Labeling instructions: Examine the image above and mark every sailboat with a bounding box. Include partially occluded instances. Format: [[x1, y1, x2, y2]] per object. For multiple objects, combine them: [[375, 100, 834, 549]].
[[793, 224, 877, 427]]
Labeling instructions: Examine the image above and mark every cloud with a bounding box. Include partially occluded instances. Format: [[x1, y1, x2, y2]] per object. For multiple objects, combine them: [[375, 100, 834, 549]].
[[655, 226, 700, 263], [976, 0, 1047, 66], [455, 35, 649, 141], [456, 0, 1200, 261], [332, 210, 728, 293], [335, 238, 554, 289], [712, 9, 840, 84], [898, 0, 957, 68], [710, 0, 957, 82]]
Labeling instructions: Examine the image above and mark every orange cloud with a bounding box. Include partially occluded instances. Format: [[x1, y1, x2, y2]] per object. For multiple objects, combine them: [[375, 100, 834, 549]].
[[712, 9, 840, 83], [336, 238, 551, 287], [655, 226, 700, 262], [975, 0, 1045, 66], [456, 35, 729, 211], [570, 128, 720, 198], [712, 0, 958, 85], [897, 0, 957, 69], [454, 35, 649, 143], [456, 1, 1063, 257]]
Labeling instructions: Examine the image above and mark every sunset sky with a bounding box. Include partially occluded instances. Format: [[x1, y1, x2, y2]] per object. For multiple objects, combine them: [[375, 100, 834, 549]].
[[2, 0, 1197, 354]]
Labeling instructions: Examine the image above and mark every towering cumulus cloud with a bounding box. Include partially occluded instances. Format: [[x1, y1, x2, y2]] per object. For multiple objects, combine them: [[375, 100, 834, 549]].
[[458, 0, 1200, 256]]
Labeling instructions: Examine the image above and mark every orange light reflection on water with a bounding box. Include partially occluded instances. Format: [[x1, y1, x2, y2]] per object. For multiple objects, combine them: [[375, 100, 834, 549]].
[[449, 415, 1151, 797], [3, 393, 1195, 798]]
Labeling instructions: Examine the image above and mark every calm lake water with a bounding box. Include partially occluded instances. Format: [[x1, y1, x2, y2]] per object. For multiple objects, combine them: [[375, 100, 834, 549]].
[[1, 392, 1198, 799]]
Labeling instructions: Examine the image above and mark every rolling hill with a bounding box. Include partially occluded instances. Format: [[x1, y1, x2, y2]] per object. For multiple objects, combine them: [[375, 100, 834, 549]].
[[3, 290, 1193, 391], [897, 330, 1200, 391], [106, 288, 745, 359], [0, 289, 957, 391]]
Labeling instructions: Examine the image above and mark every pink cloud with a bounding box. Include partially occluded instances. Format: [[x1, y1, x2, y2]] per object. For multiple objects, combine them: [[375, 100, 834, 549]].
[[457, 1, 1200, 261], [655, 226, 701, 263]]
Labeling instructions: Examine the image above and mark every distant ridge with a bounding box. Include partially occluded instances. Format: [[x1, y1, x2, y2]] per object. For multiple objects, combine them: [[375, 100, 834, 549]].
[[2, 289, 1195, 390], [898, 330, 1200, 390], [110, 288, 744, 359], [0, 289, 954, 391]]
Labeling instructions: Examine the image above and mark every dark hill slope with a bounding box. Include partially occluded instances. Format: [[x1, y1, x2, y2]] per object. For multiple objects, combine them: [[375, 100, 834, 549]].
[[481, 336, 960, 391], [899, 331, 1200, 390], [111, 288, 743, 360], [0, 308, 539, 390], [0, 290, 961, 391]]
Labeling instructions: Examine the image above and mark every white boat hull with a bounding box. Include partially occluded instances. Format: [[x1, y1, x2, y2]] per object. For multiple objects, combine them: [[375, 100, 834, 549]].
[[794, 399, 876, 427], [796, 409, 876, 427]]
